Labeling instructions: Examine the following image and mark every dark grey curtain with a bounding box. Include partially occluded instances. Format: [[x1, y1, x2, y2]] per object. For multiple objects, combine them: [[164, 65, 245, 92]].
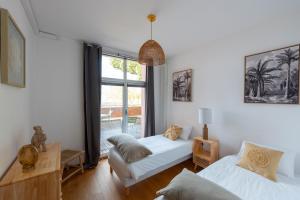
[[144, 66, 155, 137], [83, 43, 102, 168]]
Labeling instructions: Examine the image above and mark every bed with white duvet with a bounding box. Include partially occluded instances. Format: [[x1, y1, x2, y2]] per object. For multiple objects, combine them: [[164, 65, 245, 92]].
[[108, 135, 193, 188], [155, 155, 300, 200]]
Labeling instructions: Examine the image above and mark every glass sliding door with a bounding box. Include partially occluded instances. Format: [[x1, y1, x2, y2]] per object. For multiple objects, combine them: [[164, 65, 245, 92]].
[[127, 87, 145, 138], [100, 55, 146, 155], [100, 85, 123, 155]]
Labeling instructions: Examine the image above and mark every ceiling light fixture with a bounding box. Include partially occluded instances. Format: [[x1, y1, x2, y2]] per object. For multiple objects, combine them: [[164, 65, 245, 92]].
[[138, 14, 165, 67]]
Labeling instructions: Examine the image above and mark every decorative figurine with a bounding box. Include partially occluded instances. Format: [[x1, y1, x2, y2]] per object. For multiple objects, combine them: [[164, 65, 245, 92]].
[[31, 126, 47, 152], [18, 144, 39, 172]]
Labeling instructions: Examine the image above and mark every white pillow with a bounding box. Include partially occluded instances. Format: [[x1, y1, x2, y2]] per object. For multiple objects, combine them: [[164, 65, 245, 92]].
[[237, 141, 296, 178], [179, 126, 193, 140]]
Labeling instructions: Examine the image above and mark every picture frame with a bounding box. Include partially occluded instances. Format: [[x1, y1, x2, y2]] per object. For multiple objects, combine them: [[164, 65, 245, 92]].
[[172, 69, 192, 102], [0, 8, 26, 88], [244, 44, 299, 104]]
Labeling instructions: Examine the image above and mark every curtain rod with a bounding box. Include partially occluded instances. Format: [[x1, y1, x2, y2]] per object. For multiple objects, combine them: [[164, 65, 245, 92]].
[[102, 45, 137, 58], [102, 51, 136, 60], [102, 49, 137, 60]]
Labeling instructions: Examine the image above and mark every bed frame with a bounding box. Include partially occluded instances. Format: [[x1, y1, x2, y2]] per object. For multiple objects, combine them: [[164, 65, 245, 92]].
[[108, 154, 192, 195]]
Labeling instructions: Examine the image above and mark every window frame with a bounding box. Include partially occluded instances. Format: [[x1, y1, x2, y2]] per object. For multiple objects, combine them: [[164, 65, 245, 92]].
[[101, 53, 146, 87]]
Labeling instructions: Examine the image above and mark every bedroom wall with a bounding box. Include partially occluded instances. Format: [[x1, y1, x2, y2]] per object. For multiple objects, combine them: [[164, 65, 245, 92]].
[[154, 66, 167, 134], [166, 12, 300, 175], [30, 36, 84, 150], [30, 36, 165, 150], [0, 0, 36, 176]]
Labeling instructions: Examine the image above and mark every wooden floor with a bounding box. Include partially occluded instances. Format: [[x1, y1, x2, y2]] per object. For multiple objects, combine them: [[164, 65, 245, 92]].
[[62, 158, 199, 200]]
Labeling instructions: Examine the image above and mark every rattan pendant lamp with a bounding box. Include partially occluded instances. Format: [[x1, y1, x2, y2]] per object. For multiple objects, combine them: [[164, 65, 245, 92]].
[[138, 14, 165, 67]]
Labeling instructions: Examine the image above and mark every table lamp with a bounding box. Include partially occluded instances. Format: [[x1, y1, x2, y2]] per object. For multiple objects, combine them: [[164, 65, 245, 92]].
[[198, 108, 212, 140]]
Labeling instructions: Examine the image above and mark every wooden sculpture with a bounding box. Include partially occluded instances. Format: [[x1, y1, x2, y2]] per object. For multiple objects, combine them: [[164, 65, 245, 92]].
[[31, 126, 47, 152]]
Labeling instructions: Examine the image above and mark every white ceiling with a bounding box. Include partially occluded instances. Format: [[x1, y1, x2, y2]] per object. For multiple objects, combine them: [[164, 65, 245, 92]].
[[28, 0, 300, 57]]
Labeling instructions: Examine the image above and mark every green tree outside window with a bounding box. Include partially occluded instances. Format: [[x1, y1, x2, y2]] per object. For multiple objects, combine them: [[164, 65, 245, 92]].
[[111, 58, 142, 80]]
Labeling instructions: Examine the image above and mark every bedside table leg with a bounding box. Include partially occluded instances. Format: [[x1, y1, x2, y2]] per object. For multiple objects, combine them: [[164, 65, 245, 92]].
[[194, 164, 197, 171], [110, 165, 113, 174]]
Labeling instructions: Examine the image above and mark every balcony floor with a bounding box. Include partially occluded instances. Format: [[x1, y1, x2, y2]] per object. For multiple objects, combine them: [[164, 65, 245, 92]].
[[100, 120, 141, 155]]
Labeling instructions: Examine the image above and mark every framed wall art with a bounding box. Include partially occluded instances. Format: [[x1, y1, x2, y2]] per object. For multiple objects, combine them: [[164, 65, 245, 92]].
[[0, 8, 26, 88], [244, 45, 299, 104], [172, 69, 192, 102]]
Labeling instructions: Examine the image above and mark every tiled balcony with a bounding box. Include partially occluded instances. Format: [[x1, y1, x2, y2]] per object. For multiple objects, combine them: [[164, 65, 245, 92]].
[[100, 117, 142, 156], [100, 106, 143, 155]]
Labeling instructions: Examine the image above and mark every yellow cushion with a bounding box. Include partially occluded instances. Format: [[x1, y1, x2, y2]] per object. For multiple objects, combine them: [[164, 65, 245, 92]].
[[163, 125, 182, 140], [237, 143, 283, 181]]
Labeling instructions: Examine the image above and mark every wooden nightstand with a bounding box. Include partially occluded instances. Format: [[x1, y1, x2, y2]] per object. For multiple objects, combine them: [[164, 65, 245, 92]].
[[192, 136, 219, 170]]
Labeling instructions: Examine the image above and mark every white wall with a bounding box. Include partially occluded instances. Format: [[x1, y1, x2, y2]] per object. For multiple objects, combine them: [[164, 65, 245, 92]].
[[0, 0, 36, 176], [30, 36, 84, 150], [154, 66, 167, 134], [166, 12, 300, 174]]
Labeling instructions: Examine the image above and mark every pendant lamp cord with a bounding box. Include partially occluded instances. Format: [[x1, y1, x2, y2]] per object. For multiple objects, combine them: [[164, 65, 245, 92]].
[[151, 22, 152, 40]]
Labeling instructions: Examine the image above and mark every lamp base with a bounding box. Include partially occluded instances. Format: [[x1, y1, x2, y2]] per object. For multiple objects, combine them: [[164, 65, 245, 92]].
[[203, 124, 208, 140]]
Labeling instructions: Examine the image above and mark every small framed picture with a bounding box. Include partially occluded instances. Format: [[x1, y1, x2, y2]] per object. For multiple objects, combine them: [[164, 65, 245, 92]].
[[0, 8, 26, 88], [172, 69, 192, 102]]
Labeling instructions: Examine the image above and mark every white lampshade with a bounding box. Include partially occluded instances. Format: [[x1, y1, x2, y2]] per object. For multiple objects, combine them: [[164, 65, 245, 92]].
[[198, 108, 212, 124]]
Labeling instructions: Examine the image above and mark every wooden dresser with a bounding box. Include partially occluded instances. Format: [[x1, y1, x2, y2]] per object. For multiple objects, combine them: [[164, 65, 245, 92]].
[[0, 143, 62, 200]]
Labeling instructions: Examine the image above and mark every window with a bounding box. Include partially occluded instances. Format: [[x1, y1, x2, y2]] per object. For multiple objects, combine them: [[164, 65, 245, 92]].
[[126, 60, 146, 81], [102, 55, 124, 80], [102, 55, 145, 82], [100, 54, 146, 155]]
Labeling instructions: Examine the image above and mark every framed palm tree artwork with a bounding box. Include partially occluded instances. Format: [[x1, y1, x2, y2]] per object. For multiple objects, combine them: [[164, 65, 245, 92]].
[[173, 69, 192, 102], [244, 45, 299, 104]]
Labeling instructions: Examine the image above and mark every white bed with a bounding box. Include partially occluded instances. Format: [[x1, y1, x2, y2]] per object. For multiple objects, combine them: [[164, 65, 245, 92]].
[[156, 155, 300, 200], [108, 135, 193, 188]]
